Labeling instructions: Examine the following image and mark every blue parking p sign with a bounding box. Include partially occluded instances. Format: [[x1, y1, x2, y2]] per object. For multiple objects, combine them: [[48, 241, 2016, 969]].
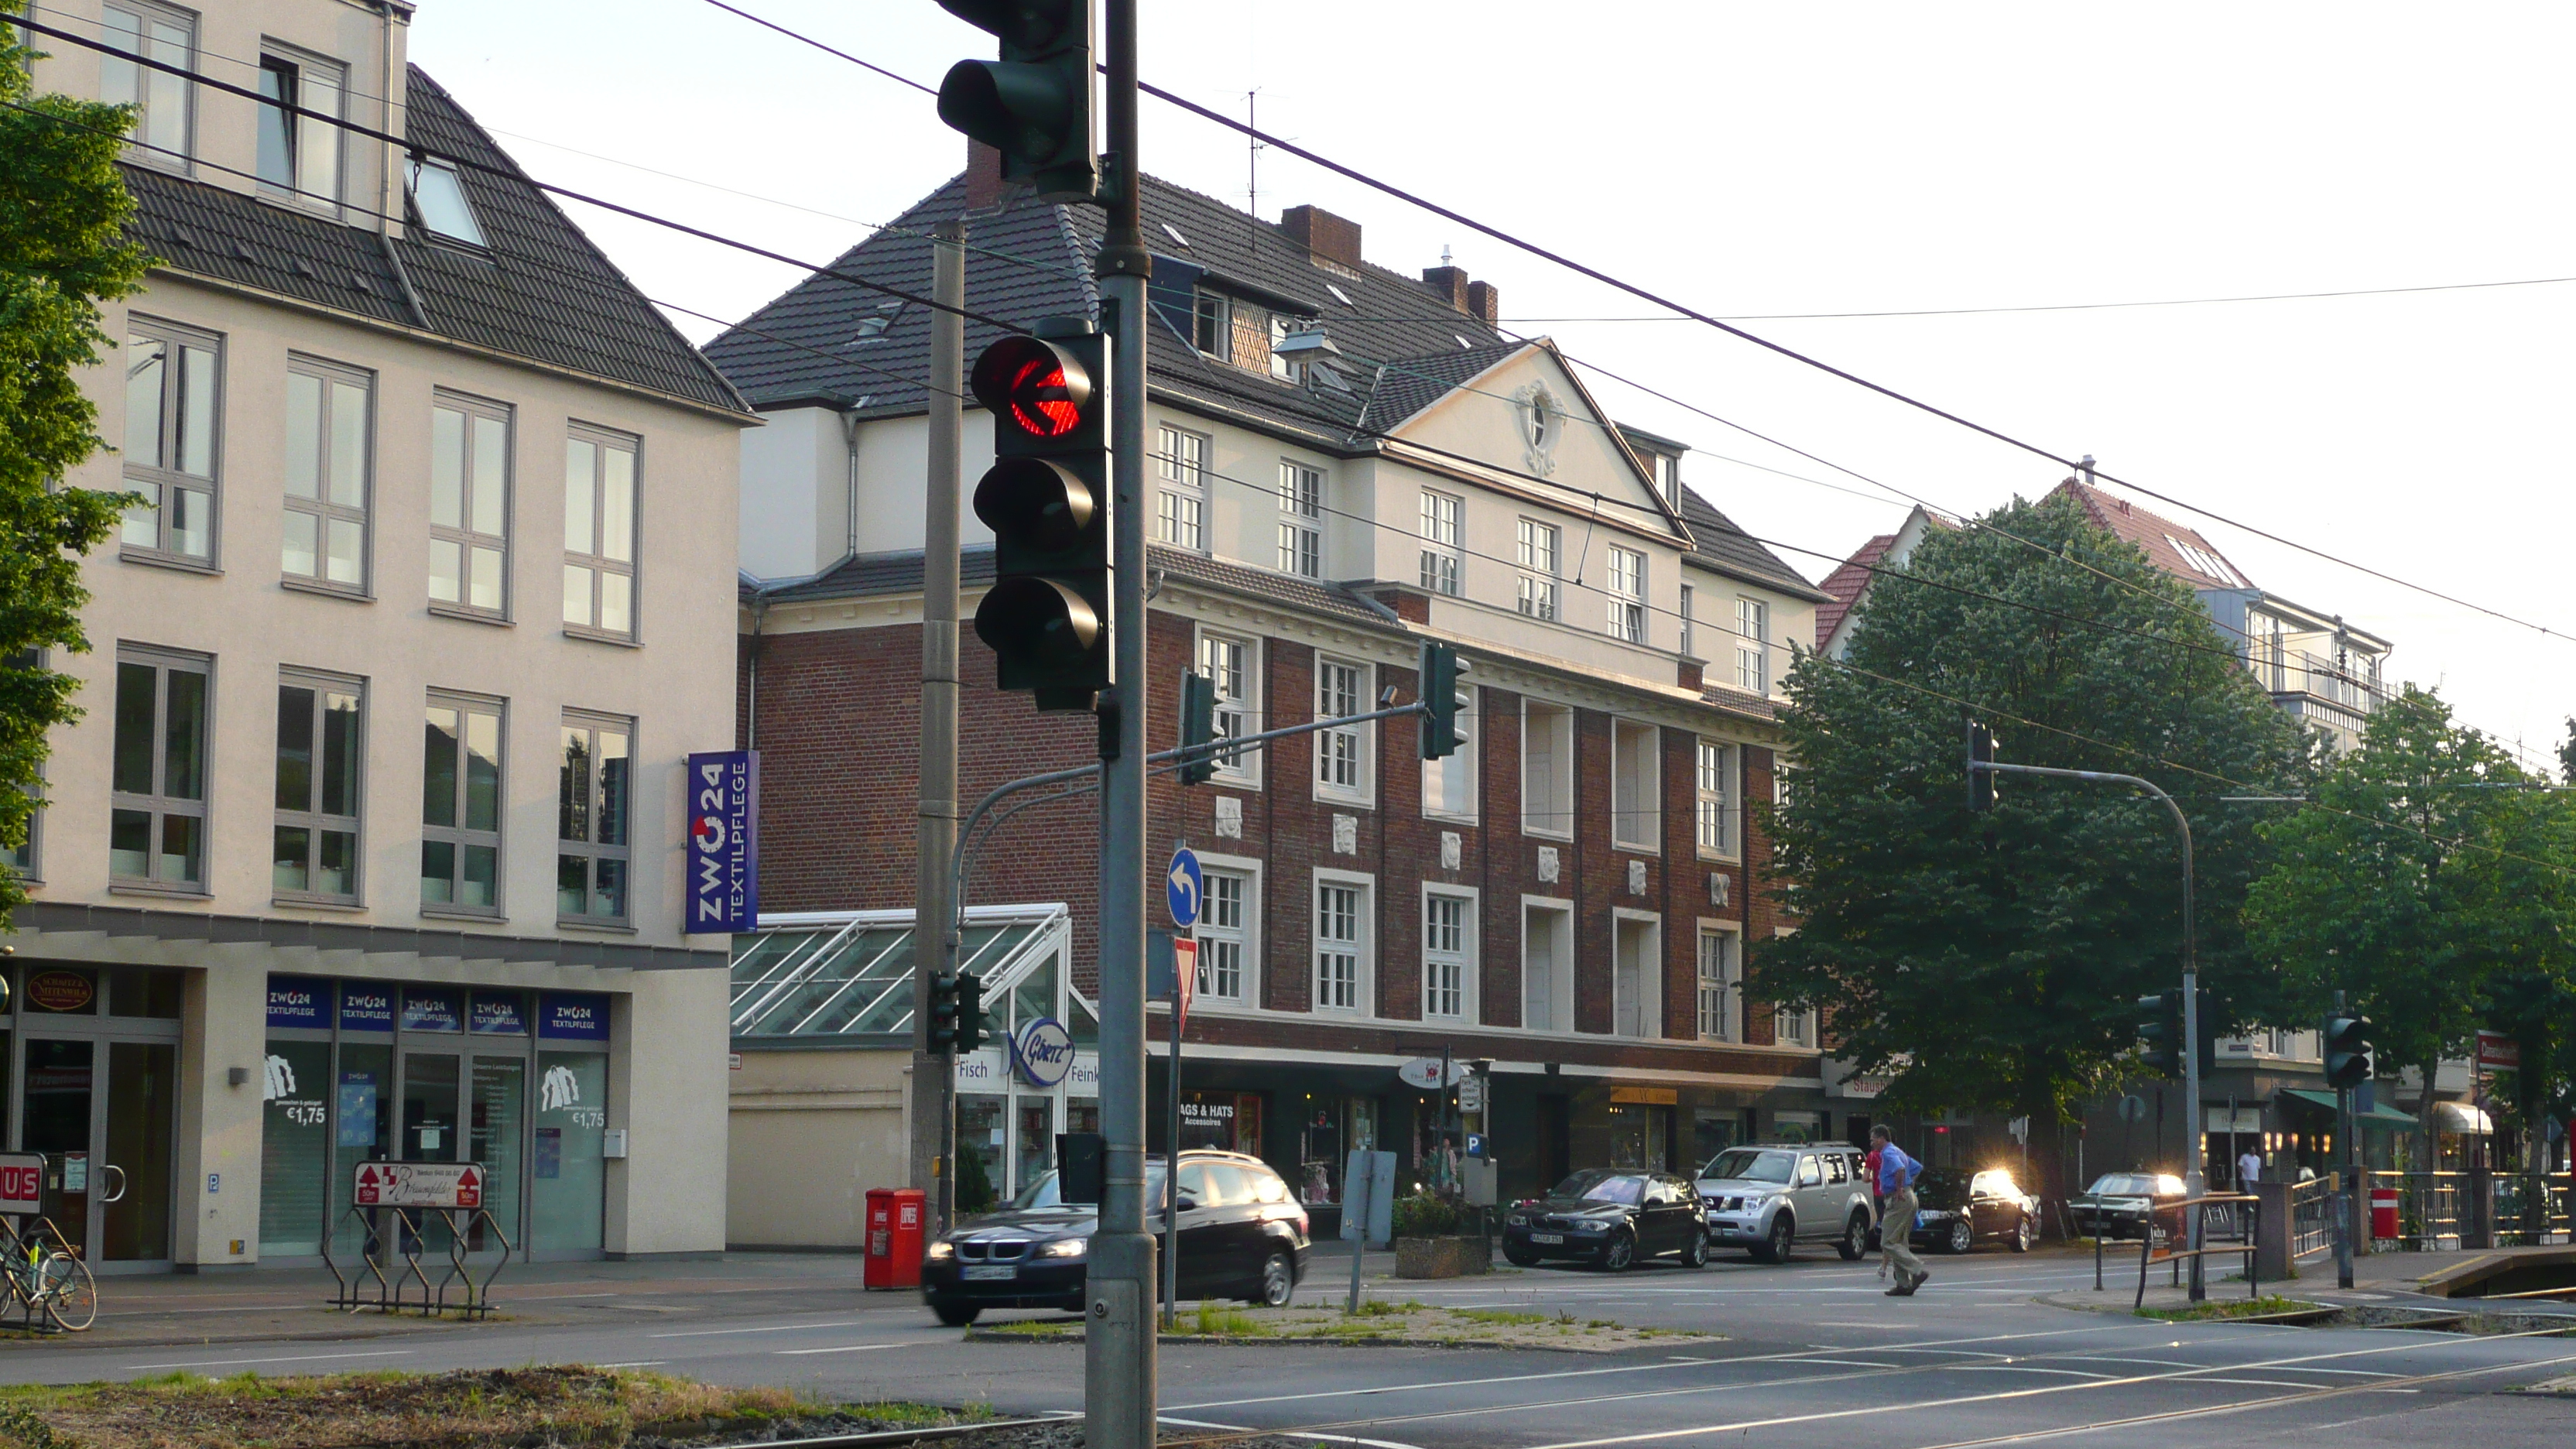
[[1166, 848, 1203, 928]]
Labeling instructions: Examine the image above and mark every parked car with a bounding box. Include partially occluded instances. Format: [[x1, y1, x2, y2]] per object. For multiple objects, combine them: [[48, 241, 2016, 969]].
[[2068, 1171, 2186, 1239], [1904, 1168, 2040, 1253], [920, 1149, 1310, 1327], [1697, 1142, 1875, 1263], [1502, 1170, 1708, 1270]]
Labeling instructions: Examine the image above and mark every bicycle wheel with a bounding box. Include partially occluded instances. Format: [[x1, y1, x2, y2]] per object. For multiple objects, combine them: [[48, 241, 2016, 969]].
[[39, 1250, 95, 1331]]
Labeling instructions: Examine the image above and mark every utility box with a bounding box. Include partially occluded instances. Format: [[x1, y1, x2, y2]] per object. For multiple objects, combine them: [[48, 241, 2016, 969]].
[[1462, 1159, 1498, 1208], [865, 1187, 926, 1290], [2371, 1187, 2400, 1242]]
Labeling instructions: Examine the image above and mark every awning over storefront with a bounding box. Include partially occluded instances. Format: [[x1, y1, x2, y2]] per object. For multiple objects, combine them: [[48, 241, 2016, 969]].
[[729, 903, 1069, 1039], [2430, 1100, 2495, 1135], [2280, 1088, 2424, 1129]]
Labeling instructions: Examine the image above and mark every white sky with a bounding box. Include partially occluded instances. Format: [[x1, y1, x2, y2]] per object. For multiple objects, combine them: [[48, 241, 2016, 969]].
[[409, 1, 2576, 770]]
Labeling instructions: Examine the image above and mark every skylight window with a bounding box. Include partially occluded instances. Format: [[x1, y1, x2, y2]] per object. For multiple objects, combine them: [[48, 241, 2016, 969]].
[[851, 301, 902, 343], [1455, 335, 1472, 349], [1161, 221, 1191, 248], [1326, 283, 1355, 308], [406, 155, 485, 246], [2163, 533, 2242, 585]]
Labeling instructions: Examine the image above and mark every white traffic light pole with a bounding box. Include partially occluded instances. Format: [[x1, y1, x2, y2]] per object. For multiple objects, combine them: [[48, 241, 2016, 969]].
[[1972, 758, 2206, 1301]]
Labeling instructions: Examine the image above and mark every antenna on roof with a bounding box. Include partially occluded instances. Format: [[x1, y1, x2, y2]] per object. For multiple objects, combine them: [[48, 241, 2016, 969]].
[[1440, 244, 1454, 267], [1246, 89, 1262, 254]]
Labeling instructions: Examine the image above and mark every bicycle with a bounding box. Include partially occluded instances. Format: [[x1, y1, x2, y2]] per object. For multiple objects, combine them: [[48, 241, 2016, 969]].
[[0, 1218, 97, 1332]]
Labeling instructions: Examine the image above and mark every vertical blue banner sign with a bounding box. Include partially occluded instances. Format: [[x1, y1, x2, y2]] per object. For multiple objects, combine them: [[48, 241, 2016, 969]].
[[686, 749, 760, 933]]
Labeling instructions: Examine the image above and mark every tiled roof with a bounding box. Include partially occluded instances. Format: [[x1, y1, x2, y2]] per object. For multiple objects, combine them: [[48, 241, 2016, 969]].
[[2050, 479, 2256, 592], [1814, 533, 1896, 648], [120, 68, 748, 417], [755, 542, 1395, 627], [1673, 485, 1831, 601]]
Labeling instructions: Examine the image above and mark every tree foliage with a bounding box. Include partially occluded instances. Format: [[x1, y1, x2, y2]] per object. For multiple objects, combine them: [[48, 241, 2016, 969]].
[[0, 31, 153, 923], [1750, 493, 2308, 1149]]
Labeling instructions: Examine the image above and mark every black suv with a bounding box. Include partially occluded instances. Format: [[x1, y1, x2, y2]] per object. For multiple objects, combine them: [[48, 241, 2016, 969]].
[[1502, 1169, 1708, 1271], [921, 1149, 1310, 1326]]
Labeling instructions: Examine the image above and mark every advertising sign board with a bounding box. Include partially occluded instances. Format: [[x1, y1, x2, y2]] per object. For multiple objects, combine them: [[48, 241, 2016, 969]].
[[2476, 1030, 2522, 1070], [1396, 1057, 1468, 1090], [686, 750, 760, 933], [351, 1160, 485, 1210], [1012, 1017, 1075, 1087], [0, 1154, 43, 1213]]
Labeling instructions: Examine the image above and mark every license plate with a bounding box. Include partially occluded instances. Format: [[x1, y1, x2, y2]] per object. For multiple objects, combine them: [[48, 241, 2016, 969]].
[[1529, 1232, 1565, 1245], [961, 1265, 1017, 1281]]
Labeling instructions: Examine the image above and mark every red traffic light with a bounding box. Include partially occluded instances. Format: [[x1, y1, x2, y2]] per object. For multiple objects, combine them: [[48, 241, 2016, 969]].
[[971, 335, 1093, 439]]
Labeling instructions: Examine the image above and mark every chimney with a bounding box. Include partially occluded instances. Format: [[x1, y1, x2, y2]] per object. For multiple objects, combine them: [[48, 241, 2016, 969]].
[[1280, 204, 1362, 270], [1465, 279, 1500, 325], [1421, 265, 1469, 312], [964, 142, 1005, 211]]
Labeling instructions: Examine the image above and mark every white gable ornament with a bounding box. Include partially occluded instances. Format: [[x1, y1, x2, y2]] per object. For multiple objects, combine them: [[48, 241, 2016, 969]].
[[1536, 846, 1560, 884], [1628, 860, 1647, 896], [1214, 796, 1243, 839], [1513, 382, 1564, 477], [1333, 814, 1358, 855], [1440, 831, 1462, 871]]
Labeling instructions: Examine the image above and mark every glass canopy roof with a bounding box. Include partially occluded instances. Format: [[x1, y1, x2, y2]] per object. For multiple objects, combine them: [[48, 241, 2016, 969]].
[[730, 904, 1069, 1039]]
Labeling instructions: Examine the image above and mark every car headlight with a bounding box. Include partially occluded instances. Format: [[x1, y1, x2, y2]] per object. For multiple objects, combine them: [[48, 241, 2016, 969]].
[[1574, 1220, 1609, 1233], [1507, 1213, 1529, 1226], [1036, 1238, 1086, 1259], [926, 1242, 955, 1262]]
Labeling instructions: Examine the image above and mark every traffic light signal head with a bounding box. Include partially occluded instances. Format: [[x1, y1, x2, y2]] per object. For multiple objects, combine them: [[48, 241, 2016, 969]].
[[970, 329, 1112, 711], [929, 971, 962, 1053], [2324, 1014, 2376, 1090], [934, 0, 1097, 201], [2137, 988, 2184, 1077], [957, 970, 988, 1054], [1967, 721, 1997, 812], [1177, 672, 1218, 786], [1419, 642, 1467, 760]]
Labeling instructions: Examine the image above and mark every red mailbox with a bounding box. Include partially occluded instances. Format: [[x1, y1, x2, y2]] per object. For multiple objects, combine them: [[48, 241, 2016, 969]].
[[864, 1187, 927, 1290], [2370, 1186, 2400, 1242]]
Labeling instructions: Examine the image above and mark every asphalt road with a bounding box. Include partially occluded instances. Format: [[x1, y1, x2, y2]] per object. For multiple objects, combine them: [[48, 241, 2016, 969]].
[[3, 1249, 2569, 1447]]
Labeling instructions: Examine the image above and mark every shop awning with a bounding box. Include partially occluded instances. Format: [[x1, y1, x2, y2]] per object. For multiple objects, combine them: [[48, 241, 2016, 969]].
[[2430, 1100, 2495, 1135], [729, 903, 1069, 1039], [2280, 1088, 2422, 1128]]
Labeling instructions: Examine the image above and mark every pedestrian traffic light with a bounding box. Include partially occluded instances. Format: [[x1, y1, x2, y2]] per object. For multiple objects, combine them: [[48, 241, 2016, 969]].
[[1966, 721, 1998, 812], [2324, 1014, 2375, 1090], [957, 970, 989, 1055], [1177, 671, 1218, 786], [1419, 642, 1468, 760], [933, 0, 1098, 201], [969, 327, 1111, 711], [929, 971, 962, 1053], [2137, 988, 2184, 1077]]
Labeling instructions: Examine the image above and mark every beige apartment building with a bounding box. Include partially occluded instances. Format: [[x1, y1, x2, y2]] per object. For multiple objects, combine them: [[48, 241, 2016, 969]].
[[12, 0, 752, 1269]]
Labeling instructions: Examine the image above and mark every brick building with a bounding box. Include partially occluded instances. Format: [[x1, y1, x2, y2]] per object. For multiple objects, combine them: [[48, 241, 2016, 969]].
[[712, 155, 1846, 1238]]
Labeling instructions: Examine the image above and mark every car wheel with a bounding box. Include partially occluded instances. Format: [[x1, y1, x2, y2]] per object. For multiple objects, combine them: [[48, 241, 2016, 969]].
[[1837, 1212, 1869, 1262], [1947, 1218, 1975, 1255], [1753, 1213, 1794, 1264], [1247, 1250, 1295, 1307], [1682, 1230, 1709, 1269], [1602, 1233, 1636, 1272], [932, 1301, 981, 1327], [1505, 1248, 1540, 1268], [2011, 1214, 2035, 1253]]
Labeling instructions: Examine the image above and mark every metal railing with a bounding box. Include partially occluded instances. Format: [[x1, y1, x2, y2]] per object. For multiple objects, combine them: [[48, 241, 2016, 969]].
[[321, 1204, 512, 1318], [2288, 1175, 2338, 1260], [2364, 1171, 2573, 1251], [2137, 1193, 2261, 1310]]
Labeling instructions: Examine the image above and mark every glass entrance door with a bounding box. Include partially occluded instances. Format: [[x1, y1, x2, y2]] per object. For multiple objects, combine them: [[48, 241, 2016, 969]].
[[22, 1040, 93, 1256], [19, 1036, 176, 1268]]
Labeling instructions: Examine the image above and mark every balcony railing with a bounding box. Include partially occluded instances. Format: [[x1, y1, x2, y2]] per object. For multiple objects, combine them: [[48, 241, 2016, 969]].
[[2249, 650, 2381, 714]]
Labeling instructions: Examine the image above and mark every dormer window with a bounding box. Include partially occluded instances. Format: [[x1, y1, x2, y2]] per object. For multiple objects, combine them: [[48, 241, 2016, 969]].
[[851, 302, 902, 343], [407, 155, 487, 247], [1193, 291, 1227, 355], [257, 48, 344, 206]]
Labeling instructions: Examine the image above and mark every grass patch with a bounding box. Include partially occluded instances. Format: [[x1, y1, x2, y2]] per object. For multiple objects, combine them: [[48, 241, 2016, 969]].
[[0, 1366, 985, 1449], [1348, 1299, 1430, 1317], [1444, 1308, 1547, 1326], [1189, 1303, 1274, 1338], [2136, 1295, 2327, 1323], [981, 1318, 1078, 1338]]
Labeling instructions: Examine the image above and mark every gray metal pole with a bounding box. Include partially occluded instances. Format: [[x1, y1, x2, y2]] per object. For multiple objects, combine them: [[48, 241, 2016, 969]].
[[1163, 987, 1181, 1327], [1088, 0, 1155, 1440], [912, 214, 967, 1237]]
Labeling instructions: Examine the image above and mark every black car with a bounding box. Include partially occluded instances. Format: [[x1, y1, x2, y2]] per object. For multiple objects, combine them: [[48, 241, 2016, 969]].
[[1502, 1170, 1708, 1271], [920, 1149, 1310, 1327], [2069, 1171, 2186, 1240], [1904, 1168, 2040, 1254]]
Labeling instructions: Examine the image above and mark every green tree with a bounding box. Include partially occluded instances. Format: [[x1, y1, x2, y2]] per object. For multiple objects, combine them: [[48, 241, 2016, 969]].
[[0, 29, 153, 924], [1750, 493, 2308, 1190], [2249, 694, 2576, 1175]]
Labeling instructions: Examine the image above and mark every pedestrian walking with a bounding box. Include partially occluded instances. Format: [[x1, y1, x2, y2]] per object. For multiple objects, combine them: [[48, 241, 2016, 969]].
[[2237, 1146, 2262, 1189], [1871, 1125, 1930, 1296], [1864, 1140, 1888, 1279]]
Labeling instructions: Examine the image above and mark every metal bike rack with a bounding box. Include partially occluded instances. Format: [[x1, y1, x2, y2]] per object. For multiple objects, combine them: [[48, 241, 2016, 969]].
[[322, 1204, 511, 1320], [0, 1214, 86, 1334]]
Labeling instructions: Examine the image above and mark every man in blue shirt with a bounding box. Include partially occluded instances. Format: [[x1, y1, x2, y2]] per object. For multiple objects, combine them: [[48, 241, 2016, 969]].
[[1871, 1125, 1930, 1296]]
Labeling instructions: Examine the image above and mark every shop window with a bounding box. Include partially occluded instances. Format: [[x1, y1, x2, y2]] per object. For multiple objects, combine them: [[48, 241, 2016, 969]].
[[470, 1059, 526, 1253], [531, 1050, 606, 1252], [1607, 1104, 1670, 1171], [1016, 1095, 1053, 1194], [331, 1039, 392, 1260], [957, 1094, 1005, 1212], [259, 1039, 332, 1257]]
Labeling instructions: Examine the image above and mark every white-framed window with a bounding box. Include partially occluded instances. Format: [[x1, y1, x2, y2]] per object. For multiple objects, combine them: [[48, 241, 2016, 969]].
[[406, 154, 486, 246], [1516, 519, 1560, 621], [1776, 1004, 1816, 1050], [1423, 889, 1475, 1020], [1735, 596, 1769, 694], [110, 646, 211, 890], [1521, 700, 1573, 838], [1606, 546, 1646, 643], [1696, 738, 1738, 858], [1314, 874, 1370, 1013], [101, 1, 195, 166], [120, 315, 221, 564], [1193, 292, 1228, 355], [1678, 583, 1695, 657], [557, 712, 632, 923], [1522, 898, 1574, 1032], [1314, 656, 1371, 802], [564, 425, 640, 639], [1421, 683, 1476, 821], [282, 355, 371, 593], [1276, 461, 1322, 577], [1613, 914, 1662, 1039], [430, 391, 512, 618], [273, 669, 362, 903], [256, 44, 343, 204], [1417, 490, 1461, 595], [1156, 425, 1206, 550], [1697, 927, 1741, 1042], [1195, 629, 1259, 785], [1612, 718, 1659, 852], [422, 692, 504, 914], [1197, 865, 1252, 1002]]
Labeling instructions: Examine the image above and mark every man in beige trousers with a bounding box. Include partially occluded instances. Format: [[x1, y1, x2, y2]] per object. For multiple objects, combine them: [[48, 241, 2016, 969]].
[[1871, 1125, 1930, 1296]]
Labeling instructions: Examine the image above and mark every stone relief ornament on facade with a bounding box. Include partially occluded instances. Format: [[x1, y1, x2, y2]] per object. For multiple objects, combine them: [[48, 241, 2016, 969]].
[[1214, 796, 1244, 838], [1513, 381, 1565, 477], [1628, 860, 1648, 896], [1536, 846, 1560, 883], [1333, 814, 1358, 855], [1708, 870, 1730, 907], [1440, 831, 1462, 871]]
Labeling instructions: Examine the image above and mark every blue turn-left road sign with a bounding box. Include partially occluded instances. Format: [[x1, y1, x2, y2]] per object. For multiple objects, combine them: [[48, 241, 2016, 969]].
[[1166, 848, 1203, 928]]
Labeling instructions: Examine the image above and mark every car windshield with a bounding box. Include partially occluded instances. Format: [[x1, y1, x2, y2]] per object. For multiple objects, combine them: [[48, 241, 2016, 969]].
[[1702, 1149, 1796, 1184], [1914, 1169, 1971, 1207], [1552, 1171, 1647, 1204], [2089, 1173, 2173, 1197]]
